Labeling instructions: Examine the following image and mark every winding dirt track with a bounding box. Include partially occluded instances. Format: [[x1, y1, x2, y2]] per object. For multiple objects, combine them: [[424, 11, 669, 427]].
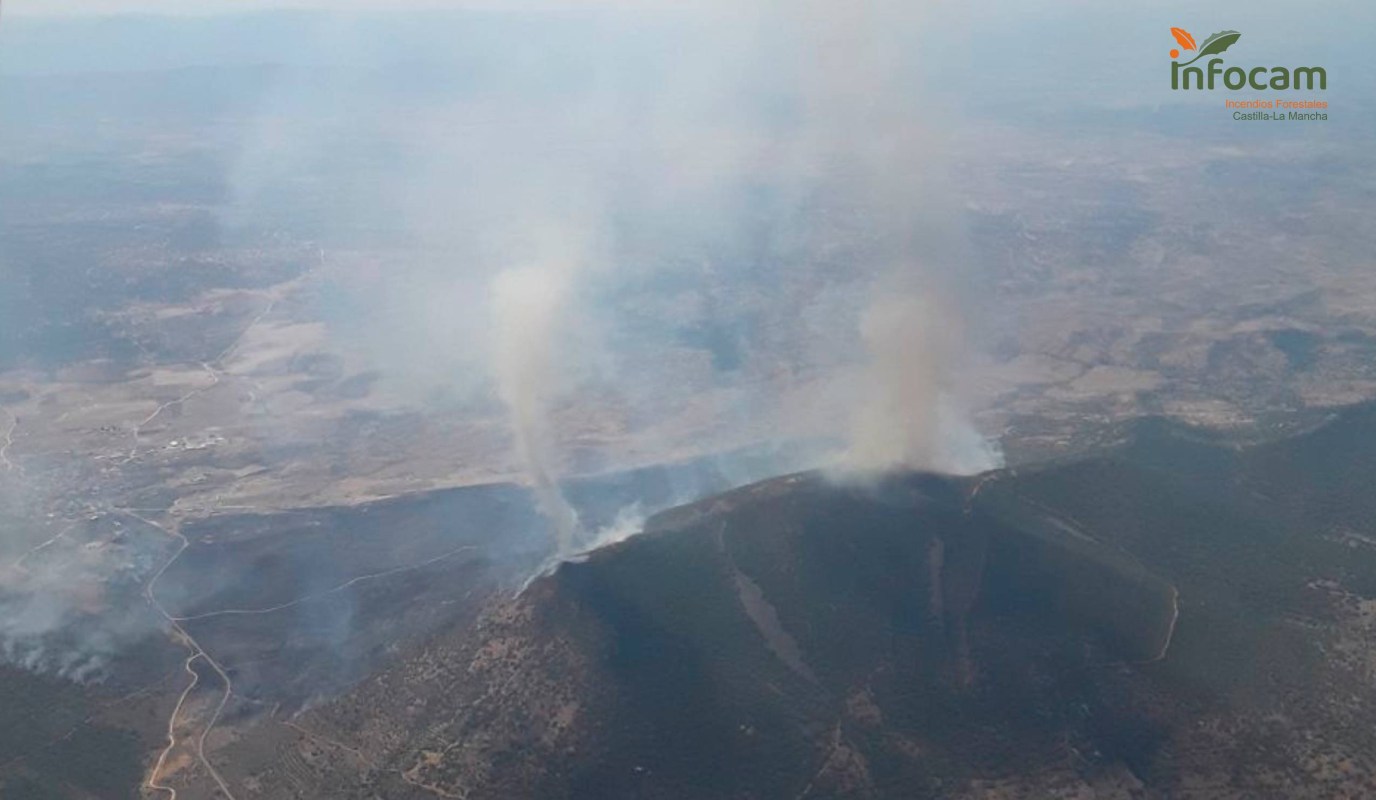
[[170, 544, 476, 623], [9, 522, 77, 573], [129, 295, 279, 799], [1150, 586, 1181, 662], [132, 510, 238, 800], [124, 364, 221, 463]]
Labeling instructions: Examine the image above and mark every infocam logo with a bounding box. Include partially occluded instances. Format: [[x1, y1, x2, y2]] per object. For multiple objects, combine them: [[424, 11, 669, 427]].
[[1168, 27, 1326, 91]]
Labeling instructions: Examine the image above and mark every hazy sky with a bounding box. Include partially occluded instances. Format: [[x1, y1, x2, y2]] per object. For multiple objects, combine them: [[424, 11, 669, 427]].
[[8, 0, 1366, 12], [8, 0, 652, 14]]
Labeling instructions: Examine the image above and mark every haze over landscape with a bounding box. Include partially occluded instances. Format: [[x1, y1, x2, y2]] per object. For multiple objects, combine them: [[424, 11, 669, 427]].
[[2, 1, 1376, 798]]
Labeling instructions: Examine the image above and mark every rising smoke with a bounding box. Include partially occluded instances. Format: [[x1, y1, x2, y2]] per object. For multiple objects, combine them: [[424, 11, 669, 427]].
[[473, 0, 1001, 541], [464, 0, 1002, 555], [779, 0, 1001, 477], [849, 292, 961, 473], [491, 264, 582, 555], [0, 1, 1005, 678]]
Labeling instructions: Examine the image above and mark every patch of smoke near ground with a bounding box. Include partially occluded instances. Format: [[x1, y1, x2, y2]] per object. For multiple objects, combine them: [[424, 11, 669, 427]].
[[0, 473, 161, 682]]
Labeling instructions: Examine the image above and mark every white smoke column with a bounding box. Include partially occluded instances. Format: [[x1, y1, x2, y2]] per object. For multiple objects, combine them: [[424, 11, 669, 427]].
[[847, 291, 1002, 474], [849, 292, 951, 471], [773, 0, 1001, 476], [491, 265, 580, 555]]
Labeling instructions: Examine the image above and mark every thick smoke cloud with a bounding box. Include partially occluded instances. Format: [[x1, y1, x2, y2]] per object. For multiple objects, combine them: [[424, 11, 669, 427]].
[[456, 0, 1001, 524], [0, 0, 1006, 675], [468, 0, 1002, 549], [8, 0, 1376, 693]]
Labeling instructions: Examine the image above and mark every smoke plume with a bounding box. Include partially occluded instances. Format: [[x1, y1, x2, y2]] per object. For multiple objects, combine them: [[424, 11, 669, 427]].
[[773, 0, 1002, 476], [850, 293, 955, 472], [491, 264, 581, 555], [0, 3, 1008, 681]]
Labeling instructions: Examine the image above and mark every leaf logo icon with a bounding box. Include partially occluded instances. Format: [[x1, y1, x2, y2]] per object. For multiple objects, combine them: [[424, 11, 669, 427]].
[[1175, 30, 1242, 66], [1170, 27, 1197, 51]]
